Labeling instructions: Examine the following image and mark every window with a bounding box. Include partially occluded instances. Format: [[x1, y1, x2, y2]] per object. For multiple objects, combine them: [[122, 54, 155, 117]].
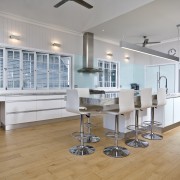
[[36, 53, 48, 89], [60, 56, 71, 88], [23, 51, 35, 89], [0, 49, 3, 88], [49, 54, 60, 89], [7, 49, 20, 89], [98, 60, 118, 88], [1, 47, 72, 90]]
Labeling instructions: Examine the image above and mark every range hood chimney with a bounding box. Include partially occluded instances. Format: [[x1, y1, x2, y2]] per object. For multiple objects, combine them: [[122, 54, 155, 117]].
[[78, 32, 102, 73]]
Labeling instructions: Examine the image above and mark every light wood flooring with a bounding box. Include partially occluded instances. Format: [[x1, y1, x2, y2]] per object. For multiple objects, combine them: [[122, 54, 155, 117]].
[[0, 116, 180, 180]]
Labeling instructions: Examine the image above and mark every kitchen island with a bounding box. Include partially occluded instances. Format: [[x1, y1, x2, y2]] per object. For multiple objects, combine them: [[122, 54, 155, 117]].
[[103, 93, 180, 133]]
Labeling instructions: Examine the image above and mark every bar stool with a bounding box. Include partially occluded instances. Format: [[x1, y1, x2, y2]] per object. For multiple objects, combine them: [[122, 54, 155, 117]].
[[103, 89, 134, 158], [66, 89, 95, 156], [75, 88, 100, 143], [142, 88, 166, 140], [125, 88, 152, 148]]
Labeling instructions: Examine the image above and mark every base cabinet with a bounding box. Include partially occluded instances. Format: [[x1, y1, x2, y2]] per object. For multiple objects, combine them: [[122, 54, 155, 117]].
[[103, 97, 180, 132], [173, 98, 180, 123], [164, 98, 174, 126], [1, 94, 75, 128]]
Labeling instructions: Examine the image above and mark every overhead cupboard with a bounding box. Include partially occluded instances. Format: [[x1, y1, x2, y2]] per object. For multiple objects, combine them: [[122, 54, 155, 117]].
[[0, 47, 72, 90], [0, 47, 75, 130]]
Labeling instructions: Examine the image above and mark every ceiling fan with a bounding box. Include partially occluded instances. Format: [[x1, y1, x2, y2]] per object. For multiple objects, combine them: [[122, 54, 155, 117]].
[[141, 36, 160, 47], [54, 0, 93, 9]]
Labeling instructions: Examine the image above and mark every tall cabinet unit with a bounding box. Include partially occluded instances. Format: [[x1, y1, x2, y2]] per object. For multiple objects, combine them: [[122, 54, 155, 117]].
[[145, 64, 177, 93]]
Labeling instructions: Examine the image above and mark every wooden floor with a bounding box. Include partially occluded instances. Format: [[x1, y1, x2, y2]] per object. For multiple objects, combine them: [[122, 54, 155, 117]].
[[0, 116, 180, 180]]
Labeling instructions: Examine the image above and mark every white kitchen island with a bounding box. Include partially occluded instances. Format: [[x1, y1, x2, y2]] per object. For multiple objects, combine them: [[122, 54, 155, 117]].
[[103, 93, 180, 133]]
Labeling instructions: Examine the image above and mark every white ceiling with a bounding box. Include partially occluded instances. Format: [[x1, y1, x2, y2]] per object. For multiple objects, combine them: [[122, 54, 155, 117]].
[[0, 0, 180, 45]]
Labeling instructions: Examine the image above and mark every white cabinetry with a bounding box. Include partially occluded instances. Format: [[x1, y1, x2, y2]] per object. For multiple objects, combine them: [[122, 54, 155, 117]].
[[5, 96, 37, 124], [145, 64, 176, 93], [164, 98, 174, 126], [173, 97, 180, 123], [2, 93, 76, 129]]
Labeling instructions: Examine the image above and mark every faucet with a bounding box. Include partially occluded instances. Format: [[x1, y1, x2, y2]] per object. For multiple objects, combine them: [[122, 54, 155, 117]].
[[158, 75, 168, 94]]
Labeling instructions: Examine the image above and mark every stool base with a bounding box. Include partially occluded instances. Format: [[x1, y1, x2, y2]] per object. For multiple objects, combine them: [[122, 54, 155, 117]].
[[125, 139, 149, 148], [142, 133, 163, 140], [84, 135, 100, 143], [69, 145, 95, 156], [103, 146, 130, 158]]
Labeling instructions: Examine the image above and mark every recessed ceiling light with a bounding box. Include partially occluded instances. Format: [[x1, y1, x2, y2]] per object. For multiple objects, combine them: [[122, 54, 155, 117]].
[[102, 29, 105, 32]]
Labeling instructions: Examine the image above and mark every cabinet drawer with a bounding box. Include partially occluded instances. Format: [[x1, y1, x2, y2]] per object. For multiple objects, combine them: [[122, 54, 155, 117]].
[[6, 101, 36, 113], [6, 112, 36, 125], [36, 100, 60, 110], [5, 96, 36, 101], [37, 109, 61, 121], [36, 95, 64, 100]]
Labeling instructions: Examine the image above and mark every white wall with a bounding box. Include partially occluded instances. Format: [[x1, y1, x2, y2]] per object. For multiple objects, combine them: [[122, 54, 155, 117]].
[[0, 15, 82, 55], [1, 14, 178, 90]]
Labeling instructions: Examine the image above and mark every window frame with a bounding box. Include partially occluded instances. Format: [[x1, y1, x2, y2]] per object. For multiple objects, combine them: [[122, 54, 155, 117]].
[[0, 46, 73, 91], [97, 59, 119, 89]]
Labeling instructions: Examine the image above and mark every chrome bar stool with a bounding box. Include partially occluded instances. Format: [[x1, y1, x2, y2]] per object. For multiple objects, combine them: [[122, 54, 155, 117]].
[[66, 89, 95, 156], [125, 88, 152, 148], [76, 88, 100, 143], [104, 89, 135, 158], [142, 88, 166, 140]]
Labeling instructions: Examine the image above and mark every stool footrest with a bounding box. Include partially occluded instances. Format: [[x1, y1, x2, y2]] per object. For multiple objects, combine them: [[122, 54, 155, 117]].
[[105, 131, 124, 139], [84, 122, 96, 129], [72, 132, 100, 143], [127, 125, 148, 132], [143, 121, 162, 126]]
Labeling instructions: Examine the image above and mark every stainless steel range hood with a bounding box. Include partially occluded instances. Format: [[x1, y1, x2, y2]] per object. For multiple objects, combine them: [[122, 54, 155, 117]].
[[78, 32, 102, 73]]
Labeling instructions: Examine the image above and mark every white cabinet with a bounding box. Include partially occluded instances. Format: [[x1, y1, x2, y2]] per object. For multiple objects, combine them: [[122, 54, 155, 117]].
[[6, 112, 36, 124], [145, 64, 176, 93], [164, 98, 174, 126], [2, 93, 76, 128], [173, 97, 180, 123]]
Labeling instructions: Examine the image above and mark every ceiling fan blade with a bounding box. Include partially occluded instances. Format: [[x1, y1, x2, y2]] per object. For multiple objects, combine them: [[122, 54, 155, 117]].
[[54, 0, 69, 8], [73, 0, 93, 9], [148, 42, 161, 44]]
